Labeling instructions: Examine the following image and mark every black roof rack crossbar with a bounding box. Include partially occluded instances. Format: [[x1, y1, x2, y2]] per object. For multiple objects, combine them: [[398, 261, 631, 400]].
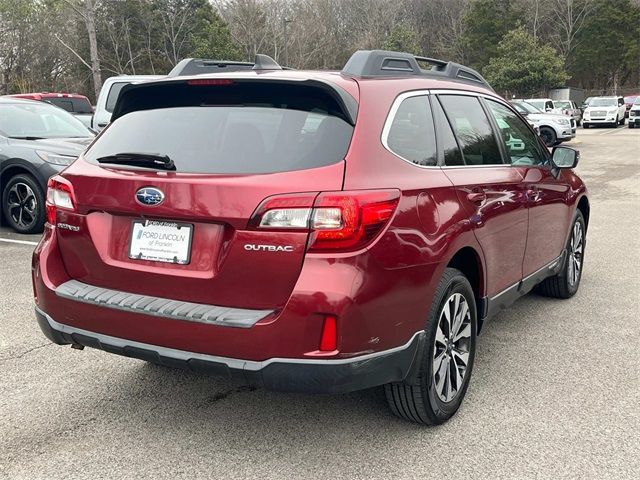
[[168, 58, 255, 77], [341, 50, 494, 91], [168, 54, 285, 77]]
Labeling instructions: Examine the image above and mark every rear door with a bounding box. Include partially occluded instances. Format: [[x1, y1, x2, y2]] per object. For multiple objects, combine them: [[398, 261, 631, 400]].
[[434, 93, 528, 296], [56, 80, 356, 310], [484, 99, 571, 275]]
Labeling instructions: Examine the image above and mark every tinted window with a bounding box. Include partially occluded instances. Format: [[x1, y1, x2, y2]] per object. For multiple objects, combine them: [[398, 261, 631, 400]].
[[84, 106, 353, 174], [47, 99, 74, 112], [486, 100, 547, 166], [386, 95, 436, 166], [438, 95, 503, 166], [432, 97, 463, 166], [48, 97, 93, 114], [105, 82, 128, 113]]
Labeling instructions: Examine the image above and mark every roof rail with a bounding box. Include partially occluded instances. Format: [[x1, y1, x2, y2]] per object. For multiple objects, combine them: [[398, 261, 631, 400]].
[[341, 50, 493, 91], [168, 58, 254, 77]]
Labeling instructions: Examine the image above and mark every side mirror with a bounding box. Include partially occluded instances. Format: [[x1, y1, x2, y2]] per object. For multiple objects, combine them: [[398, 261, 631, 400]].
[[551, 146, 579, 169]]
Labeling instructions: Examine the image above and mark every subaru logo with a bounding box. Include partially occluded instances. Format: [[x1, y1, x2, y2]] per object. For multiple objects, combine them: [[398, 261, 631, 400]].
[[135, 187, 164, 206]]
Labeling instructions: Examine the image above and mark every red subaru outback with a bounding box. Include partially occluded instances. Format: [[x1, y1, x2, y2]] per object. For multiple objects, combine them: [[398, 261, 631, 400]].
[[33, 51, 589, 424]]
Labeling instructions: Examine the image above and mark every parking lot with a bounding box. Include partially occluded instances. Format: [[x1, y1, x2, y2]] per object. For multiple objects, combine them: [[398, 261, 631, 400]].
[[1, 126, 638, 479]]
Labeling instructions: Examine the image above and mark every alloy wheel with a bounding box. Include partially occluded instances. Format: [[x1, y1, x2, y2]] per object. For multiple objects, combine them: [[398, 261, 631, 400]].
[[433, 293, 472, 403], [6, 182, 39, 230], [567, 221, 583, 286]]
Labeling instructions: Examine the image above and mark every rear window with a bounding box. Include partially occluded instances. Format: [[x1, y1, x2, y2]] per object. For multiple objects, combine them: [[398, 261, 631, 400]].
[[47, 97, 93, 114], [105, 82, 128, 113], [85, 106, 353, 174]]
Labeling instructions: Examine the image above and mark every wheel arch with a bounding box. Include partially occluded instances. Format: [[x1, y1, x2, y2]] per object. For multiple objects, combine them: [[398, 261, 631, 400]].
[[577, 195, 590, 231], [445, 246, 486, 332], [1, 159, 43, 189]]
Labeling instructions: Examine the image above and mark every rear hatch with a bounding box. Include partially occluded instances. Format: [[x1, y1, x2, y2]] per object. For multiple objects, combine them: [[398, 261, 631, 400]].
[[53, 78, 357, 310]]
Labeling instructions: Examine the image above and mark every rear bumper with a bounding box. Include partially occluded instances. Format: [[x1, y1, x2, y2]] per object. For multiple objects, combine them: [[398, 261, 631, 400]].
[[36, 307, 425, 394]]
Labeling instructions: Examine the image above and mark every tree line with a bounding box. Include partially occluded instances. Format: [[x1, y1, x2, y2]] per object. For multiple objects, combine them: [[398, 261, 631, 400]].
[[1, 0, 638, 101]]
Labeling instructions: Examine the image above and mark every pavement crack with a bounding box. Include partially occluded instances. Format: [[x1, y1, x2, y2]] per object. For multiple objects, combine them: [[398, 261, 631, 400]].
[[0, 342, 53, 363]]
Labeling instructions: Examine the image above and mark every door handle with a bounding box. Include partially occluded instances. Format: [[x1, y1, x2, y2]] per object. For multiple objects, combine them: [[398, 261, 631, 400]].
[[467, 191, 486, 204]]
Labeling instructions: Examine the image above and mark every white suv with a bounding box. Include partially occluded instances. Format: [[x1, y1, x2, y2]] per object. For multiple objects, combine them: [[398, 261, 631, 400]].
[[583, 96, 626, 128]]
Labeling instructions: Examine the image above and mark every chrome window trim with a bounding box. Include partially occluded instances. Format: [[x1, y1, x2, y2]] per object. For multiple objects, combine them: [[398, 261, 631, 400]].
[[380, 90, 440, 169], [381, 89, 522, 170]]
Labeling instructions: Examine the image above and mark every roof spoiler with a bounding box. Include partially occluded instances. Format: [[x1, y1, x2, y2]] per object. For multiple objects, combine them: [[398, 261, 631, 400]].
[[341, 50, 493, 91]]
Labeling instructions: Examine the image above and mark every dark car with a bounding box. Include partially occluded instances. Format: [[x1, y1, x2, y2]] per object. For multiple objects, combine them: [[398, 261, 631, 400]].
[[34, 50, 589, 425], [0, 97, 94, 233]]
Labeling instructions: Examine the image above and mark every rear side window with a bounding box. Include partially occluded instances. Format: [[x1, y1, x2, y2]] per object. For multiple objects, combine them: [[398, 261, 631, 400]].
[[85, 84, 354, 174], [385, 95, 436, 166], [105, 82, 128, 113], [438, 95, 503, 166]]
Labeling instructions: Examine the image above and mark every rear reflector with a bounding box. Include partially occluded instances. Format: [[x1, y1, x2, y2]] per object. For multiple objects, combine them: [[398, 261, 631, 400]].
[[319, 316, 338, 351], [251, 190, 400, 252], [46, 176, 76, 225]]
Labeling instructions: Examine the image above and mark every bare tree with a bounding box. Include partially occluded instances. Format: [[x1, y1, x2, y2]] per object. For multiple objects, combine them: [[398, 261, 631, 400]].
[[551, 0, 595, 61], [58, 0, 103, 98]]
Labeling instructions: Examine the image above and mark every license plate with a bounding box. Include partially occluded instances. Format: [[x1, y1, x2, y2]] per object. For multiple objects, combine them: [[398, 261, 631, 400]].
[[129, 220, 192, 264]]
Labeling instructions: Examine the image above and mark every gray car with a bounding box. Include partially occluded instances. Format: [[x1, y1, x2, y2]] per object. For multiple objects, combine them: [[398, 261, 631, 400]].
[[0, 98, 94, 233]]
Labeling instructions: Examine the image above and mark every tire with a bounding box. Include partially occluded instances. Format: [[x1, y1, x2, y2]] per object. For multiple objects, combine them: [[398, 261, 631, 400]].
[[576, 119, 581, 126], [539, 126, 557, 147], [1, 173, 46, 234], [583, 123, 589, 129], [619, 116, 626, 126], [537, 210, 586, 299], [385, 268, 477, 425], [630, 124, 635, 129], [612, 117, 618, 128]]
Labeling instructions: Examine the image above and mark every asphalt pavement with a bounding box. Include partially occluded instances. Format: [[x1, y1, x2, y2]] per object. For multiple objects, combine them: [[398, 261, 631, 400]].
[[1, 126, 639, 479]]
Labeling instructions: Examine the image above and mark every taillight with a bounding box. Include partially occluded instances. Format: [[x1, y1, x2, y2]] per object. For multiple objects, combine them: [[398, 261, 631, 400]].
[[46, 176, 76, 225], [251, 190, 400, 252], [309, 190, 400, 252]]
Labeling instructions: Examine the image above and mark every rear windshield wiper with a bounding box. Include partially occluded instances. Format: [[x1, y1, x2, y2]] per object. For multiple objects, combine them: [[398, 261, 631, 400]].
[[96, 152, 176, 171], [9, 135, 46, 140]]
